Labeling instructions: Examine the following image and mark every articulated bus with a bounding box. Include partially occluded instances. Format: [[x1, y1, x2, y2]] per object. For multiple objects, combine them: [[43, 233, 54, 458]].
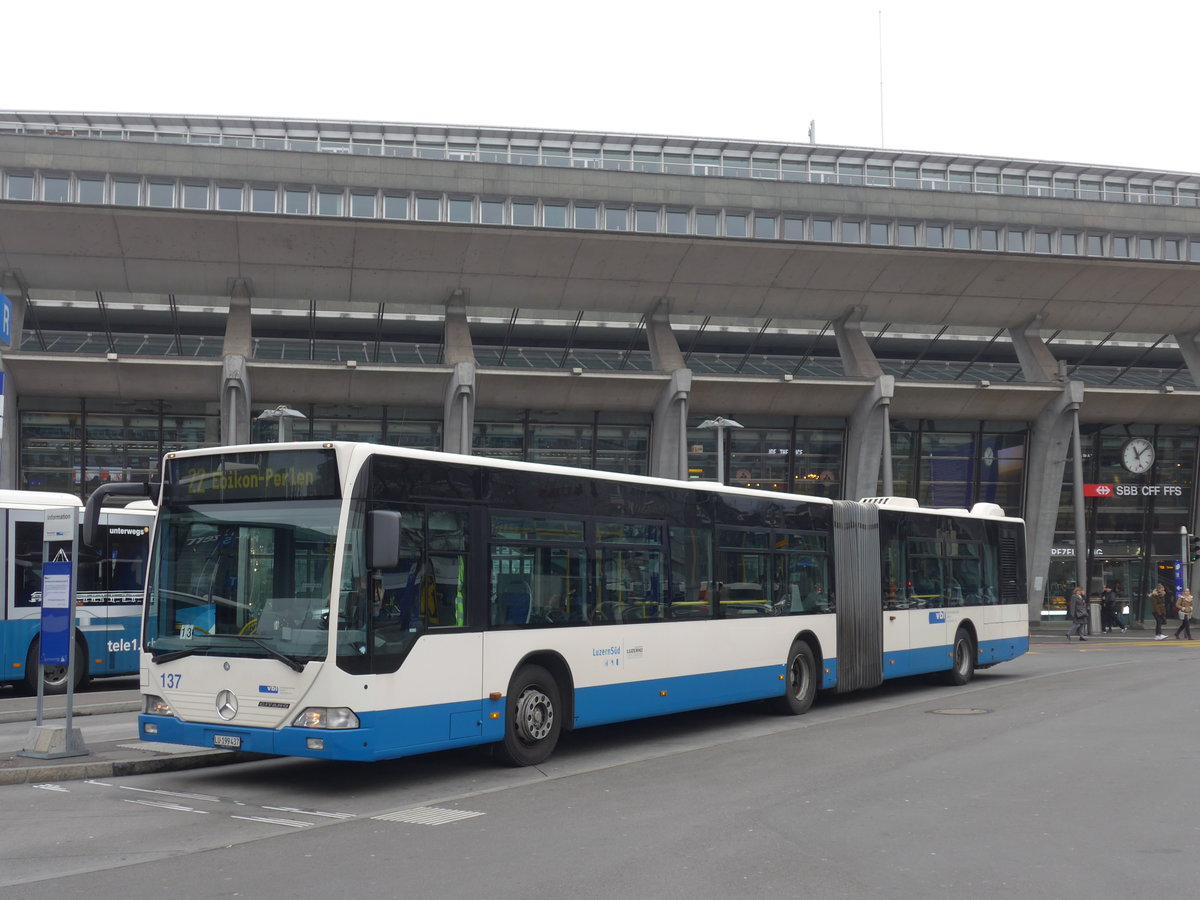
[[1, 490, 152, 693], [109, 442, 1028, 766]]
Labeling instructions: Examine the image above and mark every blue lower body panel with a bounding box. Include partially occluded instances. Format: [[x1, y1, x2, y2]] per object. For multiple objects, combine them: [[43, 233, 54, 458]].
[[140, 639, 1025, 762], [883, 634, 1029, 679], [142, 696, 499, 762], [979, 634, 1029, 666], [0, 621, 38, 685], [573, 665, 784, 728], [139, 666, 792, 762]]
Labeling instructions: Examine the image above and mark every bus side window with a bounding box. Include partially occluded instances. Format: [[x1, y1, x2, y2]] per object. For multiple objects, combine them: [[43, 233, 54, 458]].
[[668, 526, 712, 619], [426, 511, 468, 628], [14, 522, 44, 607]]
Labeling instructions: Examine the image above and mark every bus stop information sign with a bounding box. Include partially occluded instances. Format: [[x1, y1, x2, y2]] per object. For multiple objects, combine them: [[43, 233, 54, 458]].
[[20, 504, 89, 759], [40, 560, 72, 665], [40, 506, 76, 665]]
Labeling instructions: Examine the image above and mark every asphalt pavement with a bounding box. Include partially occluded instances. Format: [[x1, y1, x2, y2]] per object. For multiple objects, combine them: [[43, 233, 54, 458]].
[[1, 619, 1190, 786]]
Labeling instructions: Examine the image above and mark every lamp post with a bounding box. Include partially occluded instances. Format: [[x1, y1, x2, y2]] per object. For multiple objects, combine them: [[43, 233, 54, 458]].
[[697, 416, 743, 485], [256, 405, 306, 442]]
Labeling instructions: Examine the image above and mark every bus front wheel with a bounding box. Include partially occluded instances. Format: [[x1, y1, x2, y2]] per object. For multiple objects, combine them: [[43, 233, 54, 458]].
[[774, 641, 817, 715], [24, 636, 87, 695], [943, 628, 976, 686], [494, 664, 562, 767]]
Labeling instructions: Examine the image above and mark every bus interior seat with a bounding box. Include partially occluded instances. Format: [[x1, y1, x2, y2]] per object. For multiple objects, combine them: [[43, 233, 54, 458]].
[[498, 583, 531, 625]]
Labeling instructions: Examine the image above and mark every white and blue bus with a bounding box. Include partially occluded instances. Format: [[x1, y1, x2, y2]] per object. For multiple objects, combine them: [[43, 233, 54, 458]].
[[113, 442, 1028, 766], [1, 490, 152, 693]]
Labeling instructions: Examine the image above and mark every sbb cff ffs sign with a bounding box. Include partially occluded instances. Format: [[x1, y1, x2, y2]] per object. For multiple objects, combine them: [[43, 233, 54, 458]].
[[1084, 483, 1184, 498]]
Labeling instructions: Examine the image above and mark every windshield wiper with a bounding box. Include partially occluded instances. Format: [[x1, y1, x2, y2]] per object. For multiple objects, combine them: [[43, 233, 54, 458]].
[[151, 646, 205, 664], [221, 635, 307, 672], [150, 637, 306, 672]]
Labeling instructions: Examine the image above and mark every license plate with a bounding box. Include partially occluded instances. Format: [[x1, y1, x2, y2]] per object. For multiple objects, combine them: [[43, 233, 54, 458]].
[[213, 734, 241, 749]]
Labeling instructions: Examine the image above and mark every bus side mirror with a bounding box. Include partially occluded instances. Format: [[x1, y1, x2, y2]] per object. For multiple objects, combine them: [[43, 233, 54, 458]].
[[367, 510, 401, 570], [83, 482, 155, 549]]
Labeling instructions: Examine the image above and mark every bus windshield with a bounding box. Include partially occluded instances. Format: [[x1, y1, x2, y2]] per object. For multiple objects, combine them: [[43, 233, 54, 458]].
[[145, 500, 340, 666]]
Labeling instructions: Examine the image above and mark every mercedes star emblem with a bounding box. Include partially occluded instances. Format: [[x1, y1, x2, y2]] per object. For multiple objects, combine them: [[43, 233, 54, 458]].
[[216, 690, 238, 720]]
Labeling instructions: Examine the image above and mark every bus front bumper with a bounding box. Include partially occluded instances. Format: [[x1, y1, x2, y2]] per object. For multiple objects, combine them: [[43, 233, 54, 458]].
[[139, 714, 376, 760]]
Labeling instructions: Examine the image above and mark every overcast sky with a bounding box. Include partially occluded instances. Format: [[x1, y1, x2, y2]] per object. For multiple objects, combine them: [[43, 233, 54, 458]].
[[8, 0, 1198, 173]]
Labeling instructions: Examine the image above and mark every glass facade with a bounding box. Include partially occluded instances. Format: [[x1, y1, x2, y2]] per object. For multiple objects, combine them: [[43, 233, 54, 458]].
[[685, 419, 845, 499], [475, 412, 651, 476], [13, 401, 1200, 632], [1047, 425, 1198, 623], [890, 421, 1027, 513], [20, 400, 220, 496], [14, 157, 1197, 264]]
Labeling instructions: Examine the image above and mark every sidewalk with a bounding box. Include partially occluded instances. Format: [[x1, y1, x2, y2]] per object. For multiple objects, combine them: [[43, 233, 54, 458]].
[[1029, 619, 1191, 641], [0, 694, 261, 786]]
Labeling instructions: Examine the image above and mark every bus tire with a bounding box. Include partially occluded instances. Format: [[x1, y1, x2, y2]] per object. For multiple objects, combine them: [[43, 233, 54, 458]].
[[494, 664, 562, 767], [774, 641, 817, 715], [24, 635, 87, 695], [943, 628, 975, 686]]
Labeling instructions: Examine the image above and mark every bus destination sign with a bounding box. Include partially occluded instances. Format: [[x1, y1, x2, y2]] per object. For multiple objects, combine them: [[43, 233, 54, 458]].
[[166, 448, 340, 502]]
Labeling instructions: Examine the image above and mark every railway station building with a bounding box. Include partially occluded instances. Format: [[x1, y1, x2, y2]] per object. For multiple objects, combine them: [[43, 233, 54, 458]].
[[2, 111, 1198, 623]]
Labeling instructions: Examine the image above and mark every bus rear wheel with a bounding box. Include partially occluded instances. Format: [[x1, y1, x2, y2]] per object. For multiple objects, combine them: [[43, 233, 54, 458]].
[[774, 641, 817, 715], [943, 628, 975, 686], [494, 664, 562, 767], [24, 636, 87, 695]]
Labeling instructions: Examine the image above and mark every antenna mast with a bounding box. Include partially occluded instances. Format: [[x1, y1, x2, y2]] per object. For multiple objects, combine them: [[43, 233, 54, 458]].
[[878, 10, 886, 147]]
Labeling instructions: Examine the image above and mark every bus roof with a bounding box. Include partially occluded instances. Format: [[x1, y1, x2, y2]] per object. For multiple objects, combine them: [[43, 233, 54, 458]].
[[0, 489, 82, 508]]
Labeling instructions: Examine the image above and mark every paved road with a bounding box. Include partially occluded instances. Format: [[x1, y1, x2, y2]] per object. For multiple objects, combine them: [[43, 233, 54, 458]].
[[1, 636, 1196, 899]]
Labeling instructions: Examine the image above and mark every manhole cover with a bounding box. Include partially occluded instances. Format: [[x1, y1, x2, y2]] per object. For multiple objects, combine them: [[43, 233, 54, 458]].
[[927, 708, 991, 715]]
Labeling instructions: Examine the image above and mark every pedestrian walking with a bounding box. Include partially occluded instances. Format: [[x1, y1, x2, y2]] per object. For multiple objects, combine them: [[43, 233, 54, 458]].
[[1174, 588, 1194, 640], [1150, 584, 1168, 640], [1066, 586, 1088, 641]]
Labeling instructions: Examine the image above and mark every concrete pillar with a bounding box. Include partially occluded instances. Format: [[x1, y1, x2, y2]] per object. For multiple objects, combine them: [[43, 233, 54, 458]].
[[219, 280, 254, 445], [646, 301, 693, 480], [0, 271, 28, 489], [220, 355, 252, 445], [223, 279, 252, 358], [844, 375, 895, 500], [1175, 329, 1200, 387], [443, 290, 475, 366], [443, 361, 476, 455], [833, 309, 889, 499], [650, 369, 693, 480], [1024, 380, 1085, 624], [646, 300, 685, 372], [1009, 316, 1082, 623], [442, 291, 476, 454], [834, 307, 884, 378], [1009, 315, 1059, 382]]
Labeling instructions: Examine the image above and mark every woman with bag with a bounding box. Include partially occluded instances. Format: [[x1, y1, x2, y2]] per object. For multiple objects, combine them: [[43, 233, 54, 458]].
[[1174, 588, 1194, 640]]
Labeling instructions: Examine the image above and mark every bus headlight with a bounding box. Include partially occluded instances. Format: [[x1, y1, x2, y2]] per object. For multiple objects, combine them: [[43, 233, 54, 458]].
[[292, 707, 359, 729], [145, 694, 174, 716]]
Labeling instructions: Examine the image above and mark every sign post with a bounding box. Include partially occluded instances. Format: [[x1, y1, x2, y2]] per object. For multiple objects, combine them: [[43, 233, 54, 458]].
[[20, 505, 89, 759]]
